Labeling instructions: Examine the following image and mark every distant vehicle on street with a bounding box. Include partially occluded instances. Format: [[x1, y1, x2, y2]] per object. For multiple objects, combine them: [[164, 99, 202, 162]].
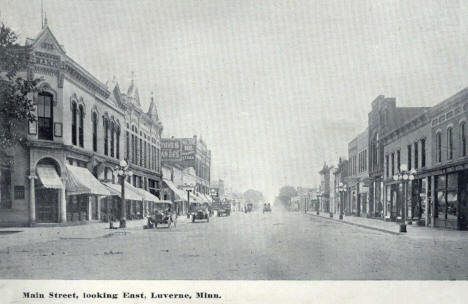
[[189, 203, 210, 223], [145, 201, 177, 229], [244, 203, 253, 213], [202, 202, 214, 217], [217, 203, 231, 217], [263, 203, 272, 213]]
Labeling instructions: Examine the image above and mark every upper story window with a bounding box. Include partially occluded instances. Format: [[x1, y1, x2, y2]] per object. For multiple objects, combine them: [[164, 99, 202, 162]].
[[110, 122, 115, 158], [397, 150, 400, 173], [92, 112, 98, 152], [447, 127, 453, 160], [103, 118, 109, 156], [461, 122, 466, 157], [71, 101, 77, 145], [385, 154, 389, 177], [78, 105, 84, 147], [116, 126, 120, 159], [391, 152, 395, 176], [407, 144, 412, 171], [37, 92, 54, 141], [414, 141, 418, 169], [436, 132, 442, 163], [421, 139, 426, 167]]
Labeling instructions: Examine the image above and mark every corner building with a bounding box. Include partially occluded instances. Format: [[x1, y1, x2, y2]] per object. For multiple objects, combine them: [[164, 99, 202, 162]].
[[0, 24, 163, 226]]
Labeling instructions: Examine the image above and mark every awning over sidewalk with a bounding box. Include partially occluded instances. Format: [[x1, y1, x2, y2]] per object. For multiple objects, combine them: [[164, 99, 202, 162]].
[[163, 179, 187, 201], [65, 164, 111, 196], [37, 165, 63, 189], [102, 182, 143, 201], [125, 182, 161, 202]]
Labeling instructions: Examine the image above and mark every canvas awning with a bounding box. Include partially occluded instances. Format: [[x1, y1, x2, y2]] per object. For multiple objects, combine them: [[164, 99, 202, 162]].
[[36, 165, 63, 189], [125, 182, 161, 202], [163, 179, 187, 201], [102, 182, 143, 201], [202, 194, 213, 203], [65, 164, 111, 196]]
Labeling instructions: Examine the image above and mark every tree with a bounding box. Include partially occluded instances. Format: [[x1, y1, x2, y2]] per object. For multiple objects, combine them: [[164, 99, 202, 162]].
[[0, 23, 40, 151], [277, 185, 297, 207], [243, 189, 264, 203]]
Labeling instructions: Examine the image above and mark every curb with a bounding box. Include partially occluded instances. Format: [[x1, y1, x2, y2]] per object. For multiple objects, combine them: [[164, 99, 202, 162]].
[[308, 213, 401, 236]]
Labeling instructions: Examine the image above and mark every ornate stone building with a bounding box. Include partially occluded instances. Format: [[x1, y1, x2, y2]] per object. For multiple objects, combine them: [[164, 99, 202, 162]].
[[0, 23, 163, 226]]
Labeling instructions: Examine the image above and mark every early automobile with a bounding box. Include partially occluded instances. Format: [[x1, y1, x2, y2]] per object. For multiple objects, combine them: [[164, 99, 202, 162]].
[[189, 203, 210, 223], [217, 203, 231, 216], [245, 203, 253, 213], [263, 203, 272, 213], [145, 201, 177, 229]]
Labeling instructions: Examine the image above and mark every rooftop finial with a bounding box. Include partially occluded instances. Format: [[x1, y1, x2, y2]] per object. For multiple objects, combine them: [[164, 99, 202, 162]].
[[44, 12, 48, 27], [151, 91, 154, 102]]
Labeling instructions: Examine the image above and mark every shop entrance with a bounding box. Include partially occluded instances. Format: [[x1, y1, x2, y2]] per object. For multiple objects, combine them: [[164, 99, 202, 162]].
[[458, 171, 468, 230], [36, 189, 59, 222]]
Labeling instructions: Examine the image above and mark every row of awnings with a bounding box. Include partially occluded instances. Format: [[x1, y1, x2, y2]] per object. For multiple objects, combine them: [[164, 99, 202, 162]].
[[36, 164, 162, 202], [162, 179, 212, 203]]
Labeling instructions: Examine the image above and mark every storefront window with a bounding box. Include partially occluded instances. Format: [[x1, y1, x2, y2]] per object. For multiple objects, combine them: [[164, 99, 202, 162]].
[[0, 168, 12, 209], [447, 192, 458, 220]]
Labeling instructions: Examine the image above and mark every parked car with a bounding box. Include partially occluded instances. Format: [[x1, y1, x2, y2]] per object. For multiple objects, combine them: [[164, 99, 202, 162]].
[[263, 203, 272, 213], [217, 203, 231, 217], [189, 203, 210, 223], [202, 202, 214, 217], [145, 201, 177, 229]]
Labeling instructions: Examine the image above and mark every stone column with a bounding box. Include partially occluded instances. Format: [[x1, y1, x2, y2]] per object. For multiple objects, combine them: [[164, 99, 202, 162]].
[[96, 196, 101, 220], [28, 175, 37, 226], [431, 176, 436, 228], [60, 177, 67, 223], [88, 196, 92, 221], [425, 177, 430, 227]]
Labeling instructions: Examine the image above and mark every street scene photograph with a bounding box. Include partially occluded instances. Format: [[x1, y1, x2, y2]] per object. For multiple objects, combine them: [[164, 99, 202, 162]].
[[1, 0, 468, 281]]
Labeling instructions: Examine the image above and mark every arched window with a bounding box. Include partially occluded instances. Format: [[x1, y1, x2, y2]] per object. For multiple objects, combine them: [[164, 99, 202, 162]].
[[461, 122, 466, 157], [126, 128, 129, 160], [37, 92, 54, 140], [447, 127, 453, 160], [436, 132, 442, 162], [103, 118, 109, 156], [116, 126, 120, 159], [71, 101, 77, 145], [78, 105, 84, 147], [92, 112, 98, 152], [110, 121, 115, 158]]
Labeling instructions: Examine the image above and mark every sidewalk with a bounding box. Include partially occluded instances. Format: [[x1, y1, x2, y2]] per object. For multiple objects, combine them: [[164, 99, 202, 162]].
[[307, 211, 468, 241], [0, 219, 147, 250]]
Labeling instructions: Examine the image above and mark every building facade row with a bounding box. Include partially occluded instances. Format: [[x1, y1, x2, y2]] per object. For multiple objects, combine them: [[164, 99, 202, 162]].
[[321, 89, 468, 230]]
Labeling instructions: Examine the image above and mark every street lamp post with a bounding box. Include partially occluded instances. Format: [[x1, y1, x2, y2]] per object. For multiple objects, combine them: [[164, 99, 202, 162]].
[[114, 159, 133, 229], [393, 164, 416, 233], [316, 190, 321, 215], [183, 184, 194, 218], [338, 182, 347, 220]]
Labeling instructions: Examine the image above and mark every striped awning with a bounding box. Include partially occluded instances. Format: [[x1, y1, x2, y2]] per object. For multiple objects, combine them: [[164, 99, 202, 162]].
[[66, 164, 110, 196], [125, 182, 161, 202], [102, 182, 143, 201], [163, 179, 187, 201], [37, 165, 63, 189]]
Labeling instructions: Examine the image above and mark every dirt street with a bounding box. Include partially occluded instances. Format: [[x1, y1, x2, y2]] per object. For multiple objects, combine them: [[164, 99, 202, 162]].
[[1, 210, 467, 279]]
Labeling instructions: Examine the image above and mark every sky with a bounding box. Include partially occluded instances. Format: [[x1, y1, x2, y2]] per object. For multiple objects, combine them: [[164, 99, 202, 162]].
[[1, 0, 468, 200]]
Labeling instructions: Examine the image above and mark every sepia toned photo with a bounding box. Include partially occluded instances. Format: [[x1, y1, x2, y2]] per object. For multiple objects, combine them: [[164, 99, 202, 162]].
[[1, 0, 468, 287]]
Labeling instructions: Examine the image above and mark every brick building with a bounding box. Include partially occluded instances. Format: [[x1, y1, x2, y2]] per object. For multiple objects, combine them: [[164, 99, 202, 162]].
[[161, 135, 211, 196]]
